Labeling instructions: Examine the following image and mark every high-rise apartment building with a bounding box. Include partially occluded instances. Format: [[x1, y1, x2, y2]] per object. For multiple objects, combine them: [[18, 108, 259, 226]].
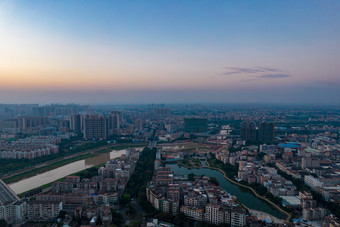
[[107, 111, 122, 136], [70, 114, 82, 133], [153, 108, 171, 116], [240, 121, 257, 142], [258, 122, 274, 143], [83, 114, 107, 140], [241, 121, 275, 144], [184, 118, 208, 133], [134, 119, 143, 130], [33, 104, 88, 117], [17, 116, 49, 130]]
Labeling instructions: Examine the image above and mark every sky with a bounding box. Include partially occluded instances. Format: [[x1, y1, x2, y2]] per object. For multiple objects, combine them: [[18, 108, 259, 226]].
[[0, 0, 340, 104]]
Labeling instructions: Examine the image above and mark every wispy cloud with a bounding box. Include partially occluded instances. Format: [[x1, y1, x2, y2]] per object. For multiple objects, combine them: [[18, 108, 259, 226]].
[[214, 66, 291, 80], [258, 74, 291, 79], [216, 66, 284, 77]]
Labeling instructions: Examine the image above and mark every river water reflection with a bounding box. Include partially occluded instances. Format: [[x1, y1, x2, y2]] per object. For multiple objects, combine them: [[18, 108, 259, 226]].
[[166, 163, 286, 219], [9, 149, 133, 194]]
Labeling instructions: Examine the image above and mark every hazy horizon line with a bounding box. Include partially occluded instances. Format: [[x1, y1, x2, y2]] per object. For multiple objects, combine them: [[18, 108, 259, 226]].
[[1, 102, 340, 107]]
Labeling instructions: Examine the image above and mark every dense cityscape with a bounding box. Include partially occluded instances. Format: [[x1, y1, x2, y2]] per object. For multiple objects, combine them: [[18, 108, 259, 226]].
[[0, 103, 339, 227], [1, 1, 340, 227]]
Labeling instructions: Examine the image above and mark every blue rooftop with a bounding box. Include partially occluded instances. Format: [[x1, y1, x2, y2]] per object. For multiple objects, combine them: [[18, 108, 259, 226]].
[[278, 142, 301, 148], [264, 218, 272, 224], [166, 158, 178, 162]]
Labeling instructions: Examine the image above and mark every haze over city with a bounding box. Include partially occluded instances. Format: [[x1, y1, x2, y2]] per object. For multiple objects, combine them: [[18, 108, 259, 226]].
[[2, 2, 340, 226], [0, 0, 340, 104]]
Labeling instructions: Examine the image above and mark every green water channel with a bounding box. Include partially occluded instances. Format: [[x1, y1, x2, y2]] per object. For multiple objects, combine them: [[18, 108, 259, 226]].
[[167, 163, 287, 219]]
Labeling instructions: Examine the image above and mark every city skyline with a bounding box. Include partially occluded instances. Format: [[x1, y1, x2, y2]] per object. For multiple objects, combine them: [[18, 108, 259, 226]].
[[1, 0, 340, 104]]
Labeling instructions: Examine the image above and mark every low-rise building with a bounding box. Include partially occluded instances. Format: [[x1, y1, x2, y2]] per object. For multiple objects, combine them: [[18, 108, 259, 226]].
[[27, 201, 62, 221]]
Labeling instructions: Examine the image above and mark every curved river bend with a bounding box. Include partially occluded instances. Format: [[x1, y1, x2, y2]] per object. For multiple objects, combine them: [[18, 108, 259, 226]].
[[9, 150, 286, 220], [167, 163, 286, 219]]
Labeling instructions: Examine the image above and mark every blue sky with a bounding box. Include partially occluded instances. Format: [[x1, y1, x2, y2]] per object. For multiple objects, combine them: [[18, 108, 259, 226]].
[[0, 0, 339, 104]]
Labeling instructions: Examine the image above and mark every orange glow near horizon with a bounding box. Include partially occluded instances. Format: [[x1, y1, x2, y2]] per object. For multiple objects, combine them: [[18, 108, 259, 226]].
[[0, 0, 339, 105]]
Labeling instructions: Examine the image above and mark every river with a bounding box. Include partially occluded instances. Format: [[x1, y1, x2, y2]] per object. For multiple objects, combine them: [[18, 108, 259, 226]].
[[166, 163, 286, 219], [9, 148, 139, 194]]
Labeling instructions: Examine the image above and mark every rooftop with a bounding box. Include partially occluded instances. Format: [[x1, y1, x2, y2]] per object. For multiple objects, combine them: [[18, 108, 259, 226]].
[[0, 179, 20, 206], [278, 143, 301, 148]]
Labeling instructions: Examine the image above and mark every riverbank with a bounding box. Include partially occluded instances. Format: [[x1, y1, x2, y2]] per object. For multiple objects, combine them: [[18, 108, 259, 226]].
[[204, 161, 291, 222], [9, 147, 143, 194], [17, 162, 110, 198], [177, 160, 202, 169], [2, 143, 146, 184], [248, 209, 285, 224], [3, 153, 96, 184], [177, 160, 289, 222]]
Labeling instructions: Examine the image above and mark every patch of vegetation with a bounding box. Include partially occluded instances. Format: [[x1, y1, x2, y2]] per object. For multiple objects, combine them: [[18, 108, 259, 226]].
[[119, 193, 131, 206], [111, 143, 148, 150], [188, 173, 196, 181], [208, 177, 219, 186], [110, 209, 123, 226], [123, 147, 156, 208], [125, 203, 137, 217], [179, 158, 202, 168], [0, 219, 7, 227], [206, 157, 238, 179]]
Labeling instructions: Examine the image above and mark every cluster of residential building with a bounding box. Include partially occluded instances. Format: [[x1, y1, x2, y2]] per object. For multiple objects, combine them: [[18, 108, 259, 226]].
[[215, 145, 258, 166], [147, 147, 248, 226], [0, 148, 140, 225], [299, 191, 327, 221], [213, 129, 340, 224], [146, 168, 247, 226], [237, 161, 298, 197], [240, 121, 275, 144], [0, 104, 210, 143], [0, 179, 62, 224], [180, 177, 246, 226], [273, 140, 340, 204], [0, 179, 25, 223], [215, 143, 337, 223], [73, 112, 122, 140], [0, 136, 60, 159], [1, 104, 340, 226]]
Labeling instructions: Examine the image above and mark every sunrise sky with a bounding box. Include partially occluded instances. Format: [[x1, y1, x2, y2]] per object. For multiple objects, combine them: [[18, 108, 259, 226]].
[[0, 0, 339, 104]]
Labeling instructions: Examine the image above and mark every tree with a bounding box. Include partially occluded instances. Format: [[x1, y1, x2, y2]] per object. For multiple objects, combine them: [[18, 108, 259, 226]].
[[0, 220, 7, 227], [120, 193, 131, 205], [58, 210, 67, 219], [209, 177, 219, 186], [126, 204, 136, 217], [197, 221, 219, 227], [188, 173, 195, 181], [111, 209, 123, 226], [129, 220, 139, 227]]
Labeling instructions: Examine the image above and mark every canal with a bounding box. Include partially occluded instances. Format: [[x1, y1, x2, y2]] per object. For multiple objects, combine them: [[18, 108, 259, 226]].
[[167, 163, 286, 219], [9, 148, 141, 194]]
